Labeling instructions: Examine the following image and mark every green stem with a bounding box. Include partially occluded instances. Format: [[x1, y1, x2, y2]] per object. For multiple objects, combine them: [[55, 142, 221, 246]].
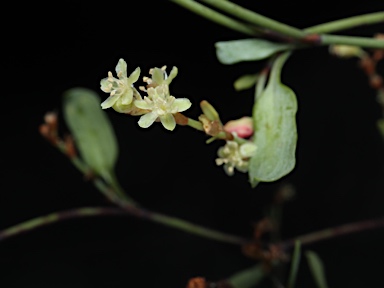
[[304, 11, 384, 34], [187, 117, 204, 131], [53, 141, 248, 245], [169, 0, 258, 36], [320, 34, 384, 49], [107, 171, 139, 206], [200, 0, 305, 39], [172, 0, 384, 49], [279, 217, 384, 250], [0, 207, 128, 242]]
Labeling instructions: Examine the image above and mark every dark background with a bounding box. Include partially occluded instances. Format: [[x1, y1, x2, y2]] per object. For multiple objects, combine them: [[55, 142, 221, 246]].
[[1, 1, 384, 287]]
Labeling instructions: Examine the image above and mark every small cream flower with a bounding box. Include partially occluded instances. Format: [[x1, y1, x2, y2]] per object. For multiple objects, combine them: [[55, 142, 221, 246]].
[[143, 66, 178, 87], [216, 140, 257, 176], [134, 84, 191, 131], [100, 58, 141, 111]]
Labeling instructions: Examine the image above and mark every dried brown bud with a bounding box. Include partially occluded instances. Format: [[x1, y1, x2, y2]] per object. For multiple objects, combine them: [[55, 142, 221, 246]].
[[186, 277, 207, 288]]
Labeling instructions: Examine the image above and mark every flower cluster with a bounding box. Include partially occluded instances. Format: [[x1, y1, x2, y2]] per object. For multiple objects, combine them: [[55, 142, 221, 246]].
[[100, 59, 257, 176], [100, 59, 191, 131], [215, 140, 256, 176]]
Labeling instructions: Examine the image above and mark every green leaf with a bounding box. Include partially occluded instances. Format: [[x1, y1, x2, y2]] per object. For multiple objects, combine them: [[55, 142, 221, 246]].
[[215, 38, 291, 65], [228, 264, 265, 288], [233, 73, 259, 91], [305, 250, 329, 288], [249, 52, 297, 185], [63, 87, 118, 181], [287, 240, 301, 288]]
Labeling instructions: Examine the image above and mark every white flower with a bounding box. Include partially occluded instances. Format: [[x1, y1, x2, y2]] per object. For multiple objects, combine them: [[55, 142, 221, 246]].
[[134, 84, 191, 131], [100, 58, 140, 111], [215, 141, 257, 176]]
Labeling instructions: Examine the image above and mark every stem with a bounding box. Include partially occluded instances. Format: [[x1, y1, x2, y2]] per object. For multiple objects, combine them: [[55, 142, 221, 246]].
[[279, 217, 384, 250], [200, 0, 305, 39], [187, 117, 204, 131], [53, 140, 248, 245], [169, 0, 257, 36], [172, 0, 384, 49], [0, 207, 128, 242], [320, 34, 384, 49], [92, 178, 248, 245], [304, 11, 384, 34]]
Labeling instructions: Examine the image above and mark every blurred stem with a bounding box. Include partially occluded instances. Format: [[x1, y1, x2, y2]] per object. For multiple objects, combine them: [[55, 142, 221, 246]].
[[169, 0, 257, 36], [107, 171, 139, 206], [304, 11, 384, 34], [172, 0, 384, 49], [280, 217, 384, 250], [0, 207, 128, 242], [51, 141, 248, 245], [319, 34, 384, 49], [200, 0, 305, 39]]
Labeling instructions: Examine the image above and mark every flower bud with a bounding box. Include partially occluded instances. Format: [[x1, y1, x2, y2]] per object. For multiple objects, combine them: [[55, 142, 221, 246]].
[[224, 116, 253, 138]]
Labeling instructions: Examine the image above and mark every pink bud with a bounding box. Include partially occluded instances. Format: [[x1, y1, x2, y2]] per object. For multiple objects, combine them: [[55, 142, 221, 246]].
[[224, 116, 253, 138]]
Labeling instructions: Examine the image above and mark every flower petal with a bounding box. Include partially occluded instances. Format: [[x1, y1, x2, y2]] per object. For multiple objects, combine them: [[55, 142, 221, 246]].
[[121, 89, 133, 105], [134, 99, 152, 110], [100, 78, 112, 92], [160, 114, 176, 131], [164, 66, 178, 85], [115, 58, 127, 78], [138, 112, 158, 128], [172, 98, 192, 112], [152, 68, 164, 85], [128, 67, 141, 84], [240, 142, 257, 158], [101, 95, 119, 109]]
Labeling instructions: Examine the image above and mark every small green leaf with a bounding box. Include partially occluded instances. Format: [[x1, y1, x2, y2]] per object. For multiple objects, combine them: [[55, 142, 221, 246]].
[[228, 264, 265, 288], [234, 73, 259, 91], [215, 38, 291, 65], [287, 240, 301, 288], [63, 87, 118, 181], [305, 250, 329, 288], [249, 52, 298, 184]]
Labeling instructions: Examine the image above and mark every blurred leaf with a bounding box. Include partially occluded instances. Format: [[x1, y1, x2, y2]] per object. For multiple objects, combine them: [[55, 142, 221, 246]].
[[287, 240, 301, 288], [63, 87, 118, 181], [377, 118, 384, 141], [249, 52, 297, 186], [228, 263, 265, 288], [305, 250, 329, 288], [215, 38, 291, 65], [234, 73, 259, 91]]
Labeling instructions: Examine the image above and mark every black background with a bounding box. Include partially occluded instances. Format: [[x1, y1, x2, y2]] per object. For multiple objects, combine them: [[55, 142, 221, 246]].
[[2, 1, 384, 287]]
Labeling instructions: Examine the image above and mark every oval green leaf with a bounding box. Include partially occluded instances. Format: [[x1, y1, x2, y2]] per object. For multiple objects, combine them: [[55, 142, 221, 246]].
[[215, 38, 291, 65], [249, 52, 297, 185], [305, 250, 329, 288], [63, 87, 118, 180]]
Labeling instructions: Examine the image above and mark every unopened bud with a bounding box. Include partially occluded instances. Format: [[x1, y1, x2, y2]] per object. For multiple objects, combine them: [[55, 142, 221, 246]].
[[200, 100, 220, 122], [329, 45, 365, 58], [224, 116, 253, 138]]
